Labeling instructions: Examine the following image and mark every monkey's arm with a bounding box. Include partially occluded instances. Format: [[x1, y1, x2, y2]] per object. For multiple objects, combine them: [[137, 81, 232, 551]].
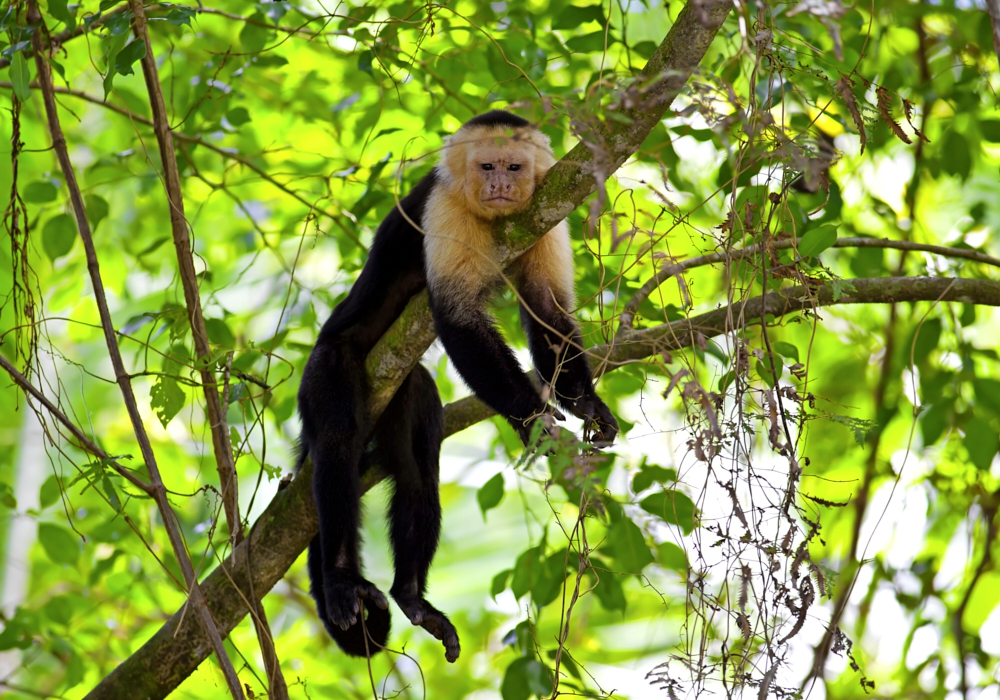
[[511, 226, 619, 444], [429, 287, 551, 443]]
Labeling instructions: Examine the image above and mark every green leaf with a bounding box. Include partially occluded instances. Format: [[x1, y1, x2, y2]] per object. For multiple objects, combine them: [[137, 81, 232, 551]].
[[639, 489, 697, 534], [205, 318, 235, 348], [501, 657, 532, 700], [909, 318, 941, 365], [656, 542, 687, 572], [477, 472, 505, 519], [771, 341, 800, 362], [591, 565, 626, 612], [85, 194, 110, 231], [225, 107, 251, 126], [102, 475, 122, 512], [114, 39, 146, 77], [974, 378, 1000, 416], [240, 15, 273, 53], [102, 32, 128, 98], [43, 594, 77, 626], [552, 4, 605, 29], [491, 569, 512, 600], [798, 224, 838, 258], [38, 523, 80, 565], [165, 6, 195, 26], [920, 400, 951, 446], [632, 464, 676, 494], [48, 0, 76, 30], [42, 214, 77, 261], [9, 50, 31, 102], [0, 481, 16, 509], [850, 245, 886, 277], [24, 181, 59, 203], [39, 475, 62, 508], [510, 544, 543, 599], [150, 376, 185, 427], [606, 518, 654, 573], [981, 120, 1000, 142], [963, 418, 998, 470]]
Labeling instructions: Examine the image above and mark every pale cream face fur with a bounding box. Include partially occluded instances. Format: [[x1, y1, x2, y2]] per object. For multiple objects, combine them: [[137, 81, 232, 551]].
[[438, 125, 556, 220], [422, 122, 573, 311]]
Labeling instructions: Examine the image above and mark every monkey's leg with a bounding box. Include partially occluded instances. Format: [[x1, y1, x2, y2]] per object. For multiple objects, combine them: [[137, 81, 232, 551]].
[[299, 343, 390, 655], [375, 365, 461, 662]]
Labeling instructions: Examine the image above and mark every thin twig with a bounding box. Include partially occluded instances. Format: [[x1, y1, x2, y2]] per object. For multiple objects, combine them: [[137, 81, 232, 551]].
[[130, 2, 288, 695], [26, 3, 246, 697]]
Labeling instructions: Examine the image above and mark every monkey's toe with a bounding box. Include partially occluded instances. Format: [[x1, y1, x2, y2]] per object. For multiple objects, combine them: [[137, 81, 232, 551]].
[[325, 579, 388, 630], [393, 596, 461, 662]]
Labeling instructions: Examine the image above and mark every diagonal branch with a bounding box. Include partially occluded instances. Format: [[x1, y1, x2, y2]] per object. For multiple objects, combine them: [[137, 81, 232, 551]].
[[129, 2, 288, 695], [25, 2, 245, 698]]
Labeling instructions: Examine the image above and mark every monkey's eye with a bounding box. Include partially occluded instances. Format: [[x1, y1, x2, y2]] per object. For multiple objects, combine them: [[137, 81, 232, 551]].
[[481, 163, 494, 171], [508, 164, 521, 171]]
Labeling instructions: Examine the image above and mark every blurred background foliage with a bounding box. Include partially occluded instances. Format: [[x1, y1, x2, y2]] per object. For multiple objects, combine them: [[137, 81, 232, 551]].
[[1, 0, 1000, 698]]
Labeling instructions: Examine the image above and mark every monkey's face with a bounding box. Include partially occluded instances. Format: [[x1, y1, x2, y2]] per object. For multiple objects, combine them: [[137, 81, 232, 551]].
[[464, 138, 537, 217], [442, 126, 553, 219]]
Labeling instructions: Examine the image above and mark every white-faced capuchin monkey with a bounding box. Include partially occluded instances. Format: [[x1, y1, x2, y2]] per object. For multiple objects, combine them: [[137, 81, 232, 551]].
[[297, 110, 619, 663]]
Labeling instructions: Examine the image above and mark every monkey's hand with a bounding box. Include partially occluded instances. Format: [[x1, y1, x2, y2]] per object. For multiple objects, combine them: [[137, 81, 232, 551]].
[[513, 406, 565, 447], [324, 576, 389, 631], [565, 394, 619, 445], [392, 594, 461, 663]]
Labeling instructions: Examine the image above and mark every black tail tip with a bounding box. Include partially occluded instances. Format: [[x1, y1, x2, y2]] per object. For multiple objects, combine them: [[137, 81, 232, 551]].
[[325, 602, 391, 657]]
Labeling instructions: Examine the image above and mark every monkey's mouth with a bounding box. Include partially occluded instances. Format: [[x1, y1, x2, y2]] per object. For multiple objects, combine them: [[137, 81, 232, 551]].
[[482, 196, 520, 206]]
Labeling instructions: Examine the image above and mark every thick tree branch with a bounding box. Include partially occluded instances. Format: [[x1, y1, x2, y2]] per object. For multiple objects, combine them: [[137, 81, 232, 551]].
[[25, 3, 244, 697]]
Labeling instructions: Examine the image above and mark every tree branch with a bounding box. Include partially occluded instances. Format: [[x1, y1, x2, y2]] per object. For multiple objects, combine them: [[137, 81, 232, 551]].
[[129, 1, 287, 695], [25, 3, 244, 697]]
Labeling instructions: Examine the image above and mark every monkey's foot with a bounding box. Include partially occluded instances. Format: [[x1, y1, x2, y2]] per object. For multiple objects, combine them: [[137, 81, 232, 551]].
[[393, 595, 461, 662], [324, 577, 389, 631]]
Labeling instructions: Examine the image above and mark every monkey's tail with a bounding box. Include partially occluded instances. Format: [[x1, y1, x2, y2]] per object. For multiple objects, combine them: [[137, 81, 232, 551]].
[[307, 536, 391, 657]]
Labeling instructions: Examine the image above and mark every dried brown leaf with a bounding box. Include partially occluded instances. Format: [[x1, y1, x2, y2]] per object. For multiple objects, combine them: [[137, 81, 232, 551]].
[[902, 98, 930, 143], [876, 85, 912, 144], [835, 75, 866, 154]]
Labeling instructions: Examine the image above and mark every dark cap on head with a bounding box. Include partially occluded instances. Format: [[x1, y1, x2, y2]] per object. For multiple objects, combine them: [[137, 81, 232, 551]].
[[462, 110, 531, 130]]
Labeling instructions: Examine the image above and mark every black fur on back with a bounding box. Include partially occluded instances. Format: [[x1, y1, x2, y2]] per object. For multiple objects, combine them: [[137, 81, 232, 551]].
[[462, 110, 530, 130]]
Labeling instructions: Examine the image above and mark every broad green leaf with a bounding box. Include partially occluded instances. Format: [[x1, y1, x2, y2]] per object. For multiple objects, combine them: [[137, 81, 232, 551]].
[[240, 15, 273, 53], [501, 657, 532, 700], [38, 523, 80, 565], [657, 542, 687, 572], [798, 224, 838, 258], [963, 418, 998, 470], [85, 194, 109, 231], [510, 545, 543, 599], [909, 318, 941, 365], [205, 318, 235, 348], [102, 32, 128, 98], [39, 475, 62, 508], [591, 565, 626, 612], [491, 569, 511, 600], [24, 181, 58, 203], [771, 341, 800, 362], [606, 518, 654, 572], [639, 489, 697, 534], [48, 0, 76, 30], [114, 39, 146, 77], [226, 107, 251, 126], [9, 50, 31, 102], [150, 376, 185, 427], [552, 4, 605, 29], [632, 464, 676, 494], [42, 214, 77, 261], [476, 472, 505, 518]]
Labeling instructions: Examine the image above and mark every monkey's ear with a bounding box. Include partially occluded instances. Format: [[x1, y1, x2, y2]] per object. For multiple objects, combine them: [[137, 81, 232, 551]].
[[528, 131, 556, 181], [439, 133, 469, 184]]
